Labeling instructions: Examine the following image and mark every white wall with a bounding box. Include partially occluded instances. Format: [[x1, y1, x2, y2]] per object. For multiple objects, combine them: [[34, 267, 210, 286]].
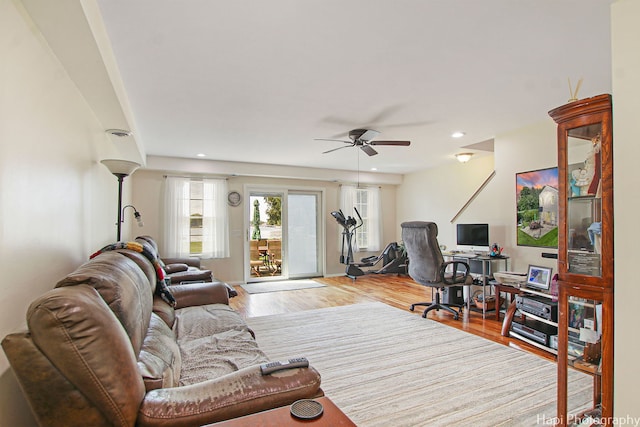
[[612, 0, 640, 420], [397, 155, 495, 251], [132, 168, 398, 282], [0, 2, 135, 425], [398, 119, 559, 273]]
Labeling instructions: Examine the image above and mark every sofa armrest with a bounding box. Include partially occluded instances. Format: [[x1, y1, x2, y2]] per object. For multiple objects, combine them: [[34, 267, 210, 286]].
[[169, 281, 229, 308], [161, 257, 201, 268], [163, 263, 189, 274], [137, 365, 322, 427]]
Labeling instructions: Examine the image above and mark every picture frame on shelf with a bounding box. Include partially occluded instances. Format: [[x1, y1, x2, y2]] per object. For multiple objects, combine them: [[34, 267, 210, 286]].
[[526, 264, 553, 290]]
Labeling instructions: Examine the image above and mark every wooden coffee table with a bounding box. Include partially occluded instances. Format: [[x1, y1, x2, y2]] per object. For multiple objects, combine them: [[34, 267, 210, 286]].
[[206, 397, 356, 426]]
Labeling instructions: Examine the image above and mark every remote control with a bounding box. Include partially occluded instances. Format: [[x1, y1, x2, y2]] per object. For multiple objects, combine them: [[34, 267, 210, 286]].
[[260, 358, 309, 375]]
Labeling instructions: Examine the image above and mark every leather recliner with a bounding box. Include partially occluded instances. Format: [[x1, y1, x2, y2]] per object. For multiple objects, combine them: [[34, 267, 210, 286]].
[[135, 235, 213, 284], [135, 236, 237, 298]]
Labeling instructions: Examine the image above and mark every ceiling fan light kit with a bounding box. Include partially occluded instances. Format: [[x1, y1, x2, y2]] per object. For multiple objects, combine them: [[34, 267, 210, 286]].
[[315, 128, 411, 157]]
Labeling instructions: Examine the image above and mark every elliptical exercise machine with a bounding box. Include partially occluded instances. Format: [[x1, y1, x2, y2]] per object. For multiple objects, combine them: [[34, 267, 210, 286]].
[[331, 208, 407, 279]]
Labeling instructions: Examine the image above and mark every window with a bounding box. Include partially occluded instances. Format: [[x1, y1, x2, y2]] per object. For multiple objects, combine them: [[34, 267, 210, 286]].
[[164, 177, 229, 258], [354, 189, 369, 248], [339, 185, 381, 251], [189, 181, 204, 254]]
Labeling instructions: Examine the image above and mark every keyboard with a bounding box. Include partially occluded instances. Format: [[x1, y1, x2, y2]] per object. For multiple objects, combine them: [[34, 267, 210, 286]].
[[453, 253, 477, 258]]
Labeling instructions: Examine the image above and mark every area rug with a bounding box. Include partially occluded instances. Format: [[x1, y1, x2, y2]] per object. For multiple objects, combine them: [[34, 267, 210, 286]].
[[246, 302, 593, 427], [240, 279, 326, 294]]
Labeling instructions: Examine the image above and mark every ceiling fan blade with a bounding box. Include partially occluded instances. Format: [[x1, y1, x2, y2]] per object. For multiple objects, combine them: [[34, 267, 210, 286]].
[[322, 145, 353, 154], [360, 145, 378, 156], [369, 140, 411, 146], [314, 138, 351, 144], [380, 120, 434, 129], [358, 129, 380, 142]]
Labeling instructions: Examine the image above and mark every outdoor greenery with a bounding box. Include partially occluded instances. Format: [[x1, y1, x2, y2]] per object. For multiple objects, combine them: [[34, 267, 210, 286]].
[[517, 227, 558, 247], [264, 196, 282, 225], [190, 241, 202, 254], [517, 186, 542, 225]]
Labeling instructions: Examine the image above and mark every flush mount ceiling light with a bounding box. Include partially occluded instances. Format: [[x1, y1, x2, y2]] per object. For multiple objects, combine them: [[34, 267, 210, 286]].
[[106, 129, 132, 137], [455, 153, 474, 163], [451, 131, 466, 138]]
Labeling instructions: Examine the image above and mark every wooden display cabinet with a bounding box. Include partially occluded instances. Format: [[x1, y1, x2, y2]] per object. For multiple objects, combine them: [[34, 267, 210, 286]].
[[549, 94, 613, 426]]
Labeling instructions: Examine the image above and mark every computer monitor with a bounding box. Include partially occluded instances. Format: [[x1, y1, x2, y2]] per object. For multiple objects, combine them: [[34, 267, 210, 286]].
[[456, 223, 490, 253]]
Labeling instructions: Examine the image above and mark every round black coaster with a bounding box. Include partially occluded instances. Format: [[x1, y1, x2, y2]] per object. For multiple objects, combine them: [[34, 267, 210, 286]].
[[290, 399, 324, 420]]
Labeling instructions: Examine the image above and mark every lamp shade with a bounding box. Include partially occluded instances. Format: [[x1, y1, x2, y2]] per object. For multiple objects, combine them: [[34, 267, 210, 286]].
[[101, 159, 141, 176]]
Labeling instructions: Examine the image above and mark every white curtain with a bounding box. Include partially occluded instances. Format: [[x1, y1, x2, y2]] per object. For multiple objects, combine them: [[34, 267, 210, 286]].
[[163, 177, 229, 259], [163, 176, 191, 257], [201, 178, 230, 258], [367, 186, 382, 251], [339, 185, 382, 252]]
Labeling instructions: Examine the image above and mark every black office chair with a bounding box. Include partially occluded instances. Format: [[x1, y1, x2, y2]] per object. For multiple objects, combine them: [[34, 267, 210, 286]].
[[401, 221, 473, 320]]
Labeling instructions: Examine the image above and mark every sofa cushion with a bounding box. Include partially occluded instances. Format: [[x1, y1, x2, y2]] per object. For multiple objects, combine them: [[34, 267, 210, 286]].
[[55, 251, 153, 355], [173, 304, 269, 385], [115, 249, 158, 288], [152, 295, 176, 327], [137, 313, 182, 391]]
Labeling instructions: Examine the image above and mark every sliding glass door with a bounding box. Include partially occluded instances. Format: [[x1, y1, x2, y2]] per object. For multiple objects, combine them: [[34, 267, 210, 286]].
[[287, 191, 321, 278], [245, 187, 322, 283]]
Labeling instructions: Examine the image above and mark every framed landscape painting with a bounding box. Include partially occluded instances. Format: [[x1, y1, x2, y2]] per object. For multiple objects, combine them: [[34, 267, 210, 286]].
[[516, 167, 559, 248]]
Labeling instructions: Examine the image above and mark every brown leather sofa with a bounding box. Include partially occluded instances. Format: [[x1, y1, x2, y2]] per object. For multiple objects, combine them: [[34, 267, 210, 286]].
[[135, 235, 213, 284], [135, 235, 238, 298], [2, 248, 321, 426]]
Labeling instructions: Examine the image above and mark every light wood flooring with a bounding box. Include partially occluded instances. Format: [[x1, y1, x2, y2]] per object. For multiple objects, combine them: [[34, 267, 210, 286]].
[[229, 274, 555, 362]]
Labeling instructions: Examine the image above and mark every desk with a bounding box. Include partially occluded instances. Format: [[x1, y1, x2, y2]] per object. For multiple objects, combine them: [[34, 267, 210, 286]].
[[493, 283, 522, 322], [443, 253, 509, 318], [493, 283, 524, 336], [494, 283, 558, 355], [206, 397, 356, 427]]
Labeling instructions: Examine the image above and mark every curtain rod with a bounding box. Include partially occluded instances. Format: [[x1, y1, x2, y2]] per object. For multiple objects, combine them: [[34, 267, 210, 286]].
[[339, 184, 382, 189], [163, 174, 229, 180]]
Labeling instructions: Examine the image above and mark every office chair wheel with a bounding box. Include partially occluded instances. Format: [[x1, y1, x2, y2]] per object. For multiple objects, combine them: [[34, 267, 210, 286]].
[[410, 304, 416, 312]]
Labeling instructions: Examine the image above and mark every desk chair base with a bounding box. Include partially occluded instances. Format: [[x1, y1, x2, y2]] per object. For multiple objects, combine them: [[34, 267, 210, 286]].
[[410, 291, 463, 320]]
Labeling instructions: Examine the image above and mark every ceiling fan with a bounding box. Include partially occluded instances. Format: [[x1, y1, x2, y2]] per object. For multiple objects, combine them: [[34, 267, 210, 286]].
[[315, 129, 411, 156]]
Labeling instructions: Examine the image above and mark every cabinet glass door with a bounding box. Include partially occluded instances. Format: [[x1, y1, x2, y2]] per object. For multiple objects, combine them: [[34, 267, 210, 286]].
[[562, 293, 603, 425], [566, 124, 603, 277]]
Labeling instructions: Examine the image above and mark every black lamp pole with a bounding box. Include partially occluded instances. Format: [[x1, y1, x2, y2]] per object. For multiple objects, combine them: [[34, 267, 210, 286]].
[[115, 173, 126, 241], [100, 158, 141, 242]]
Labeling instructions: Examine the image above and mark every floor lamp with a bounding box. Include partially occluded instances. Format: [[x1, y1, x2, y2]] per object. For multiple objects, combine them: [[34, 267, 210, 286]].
[[101, 159, 141, 241]]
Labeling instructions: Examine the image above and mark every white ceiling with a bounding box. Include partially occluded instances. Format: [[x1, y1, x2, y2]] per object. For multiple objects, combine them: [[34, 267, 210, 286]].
[[74, 1, 615, 174]]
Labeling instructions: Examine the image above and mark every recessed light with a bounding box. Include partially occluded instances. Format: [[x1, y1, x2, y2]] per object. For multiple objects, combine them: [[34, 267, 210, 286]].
[[196, 153, 206, 157], [451, 131, 466, 138], [371, 167, 378, 171]]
